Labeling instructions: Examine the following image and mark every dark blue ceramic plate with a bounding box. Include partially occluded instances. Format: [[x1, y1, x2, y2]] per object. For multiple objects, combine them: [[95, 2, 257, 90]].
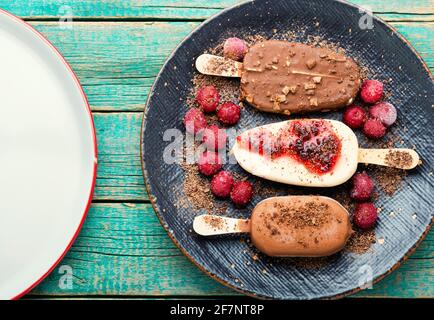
[[141, 0, 433, 299]]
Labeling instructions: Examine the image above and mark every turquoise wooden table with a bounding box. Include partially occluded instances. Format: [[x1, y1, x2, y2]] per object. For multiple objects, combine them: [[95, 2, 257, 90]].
[[3, 0, 432, 299]]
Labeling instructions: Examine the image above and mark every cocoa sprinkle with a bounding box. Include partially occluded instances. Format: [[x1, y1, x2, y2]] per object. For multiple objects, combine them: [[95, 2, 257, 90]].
[[346, 229, 376, 254], [272, 201, 331, 229], [373, 166, 407, 196], [204, 215, 226, 230], [385, 150, 413, 168], [180, 162, 215, 212]]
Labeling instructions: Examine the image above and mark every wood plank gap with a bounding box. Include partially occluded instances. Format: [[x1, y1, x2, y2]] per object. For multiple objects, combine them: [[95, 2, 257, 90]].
[[91, 199, 150, 204]]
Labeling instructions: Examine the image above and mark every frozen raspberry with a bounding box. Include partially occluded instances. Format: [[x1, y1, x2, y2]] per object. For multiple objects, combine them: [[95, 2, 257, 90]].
[[230, 181, 253, 207], [196, 85, 220, 113], [343, 105, 366, 129], [353, 203, 378, 230], [350, 172, 374, 201], [360, 80, 383, 104], [197, 151, 222, 176], [369, 102, 397, 127], [223, 37, 248, 61], [183, 108, 207, 135], [202, 125, 227, 151], [363, 118, 386, 139], [217, 102, 241, 126], [211, 171, 234, 198]]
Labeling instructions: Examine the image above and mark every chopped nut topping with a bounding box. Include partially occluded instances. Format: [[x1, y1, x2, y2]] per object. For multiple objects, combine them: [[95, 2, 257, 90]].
[[306, 59, 317, 69], [246, 95, 254, 103], [274, 94, 286, 103], [304, 83, 316, 90], [312, 76, 322, 84], [282, 86, 290, 95], [309, 97, 319, 106], [288, 85, 298, 94]]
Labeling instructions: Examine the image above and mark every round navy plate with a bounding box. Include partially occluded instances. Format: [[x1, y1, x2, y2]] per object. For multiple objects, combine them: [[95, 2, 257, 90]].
[[141, 0, 433, 299]]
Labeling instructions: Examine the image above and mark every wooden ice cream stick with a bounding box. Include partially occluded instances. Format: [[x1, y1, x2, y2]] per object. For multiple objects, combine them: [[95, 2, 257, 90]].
[[193, 214, 250, 236], [195, 54, 242, 77], [358, 148, 419, 170]]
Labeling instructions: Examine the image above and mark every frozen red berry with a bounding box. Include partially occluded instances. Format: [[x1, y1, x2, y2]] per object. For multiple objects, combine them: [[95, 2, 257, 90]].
[[202, 125, 227, 151], [230, 181, 253, 207], [183, 108, 207, 135], [343, 105, 366, 129], [353, 203, 378, 230], [223, 37, 248, 61], [350, 173, 374, 201], [360, 80, 383, 104], [369, 102, 397, 127], [363, 118, 386, 139], [196, 85, 220, 113], [211, 171, 234, 198], [217, 102, 241, 126], [197, 151, 222, 176]]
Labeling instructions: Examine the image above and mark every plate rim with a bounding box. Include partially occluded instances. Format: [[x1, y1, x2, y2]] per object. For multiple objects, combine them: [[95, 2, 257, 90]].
[[0, 8, 98, 300], [140, 0, 433, 299]]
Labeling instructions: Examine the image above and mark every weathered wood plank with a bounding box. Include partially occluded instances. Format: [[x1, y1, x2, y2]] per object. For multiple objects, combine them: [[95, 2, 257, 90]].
[[25, 22, 434, 112], [29, 203, 433, 297], [0, 0, 433, 20], [30, 21, 198, 112], [93, 113, 146, 201]]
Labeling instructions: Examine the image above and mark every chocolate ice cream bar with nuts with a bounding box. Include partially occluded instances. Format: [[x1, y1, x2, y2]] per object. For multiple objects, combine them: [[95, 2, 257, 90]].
[[196, 40, 361, 115]]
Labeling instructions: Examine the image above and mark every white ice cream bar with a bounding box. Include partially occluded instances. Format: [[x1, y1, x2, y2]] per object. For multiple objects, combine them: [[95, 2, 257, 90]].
[[233, 120, 360, 187]]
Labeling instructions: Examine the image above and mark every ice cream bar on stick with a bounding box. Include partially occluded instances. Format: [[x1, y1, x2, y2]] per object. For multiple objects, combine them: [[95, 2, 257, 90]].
[[193, 196, 353, 257], [196, 40, 361, 115], [232, 119, 419, 187]]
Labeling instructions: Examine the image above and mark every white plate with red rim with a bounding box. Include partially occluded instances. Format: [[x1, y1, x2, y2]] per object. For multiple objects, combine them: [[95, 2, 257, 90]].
[[0, 9, 97, 299]]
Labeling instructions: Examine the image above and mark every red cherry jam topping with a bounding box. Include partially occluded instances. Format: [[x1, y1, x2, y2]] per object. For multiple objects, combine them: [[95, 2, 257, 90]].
[[237, 120, 342, 174]]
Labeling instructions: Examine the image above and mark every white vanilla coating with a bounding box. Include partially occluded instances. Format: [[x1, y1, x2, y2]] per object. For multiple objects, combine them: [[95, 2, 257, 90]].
[[232, 120, 359, 187]]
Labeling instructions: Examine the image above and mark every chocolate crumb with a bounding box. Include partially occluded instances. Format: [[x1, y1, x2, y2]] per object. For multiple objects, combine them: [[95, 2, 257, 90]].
[[180, 162, 215, 212], [373, 167, 407, 196], [204, 215, 226, 230], [385, 150, 413, 168], [346, 229, 376, 254]]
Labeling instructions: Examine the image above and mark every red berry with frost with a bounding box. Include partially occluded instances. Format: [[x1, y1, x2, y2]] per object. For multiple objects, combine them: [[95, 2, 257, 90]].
[[360, 80, 383, 104], [343, 105, 366, 129], [196, 85, 220, 113], [217, 102, 241, 126], [202, 125, 227, 151], [230, 181, 253, 207], [183, 108, 207, 135], [197, 151, 222, 176], [211, 171, 234, 198], [353, 203, 378, 230], [350, 172, 374, 201], [363, 118, 386, 139], [223, 37, 248, 61], [369, 102, 397, 127]]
